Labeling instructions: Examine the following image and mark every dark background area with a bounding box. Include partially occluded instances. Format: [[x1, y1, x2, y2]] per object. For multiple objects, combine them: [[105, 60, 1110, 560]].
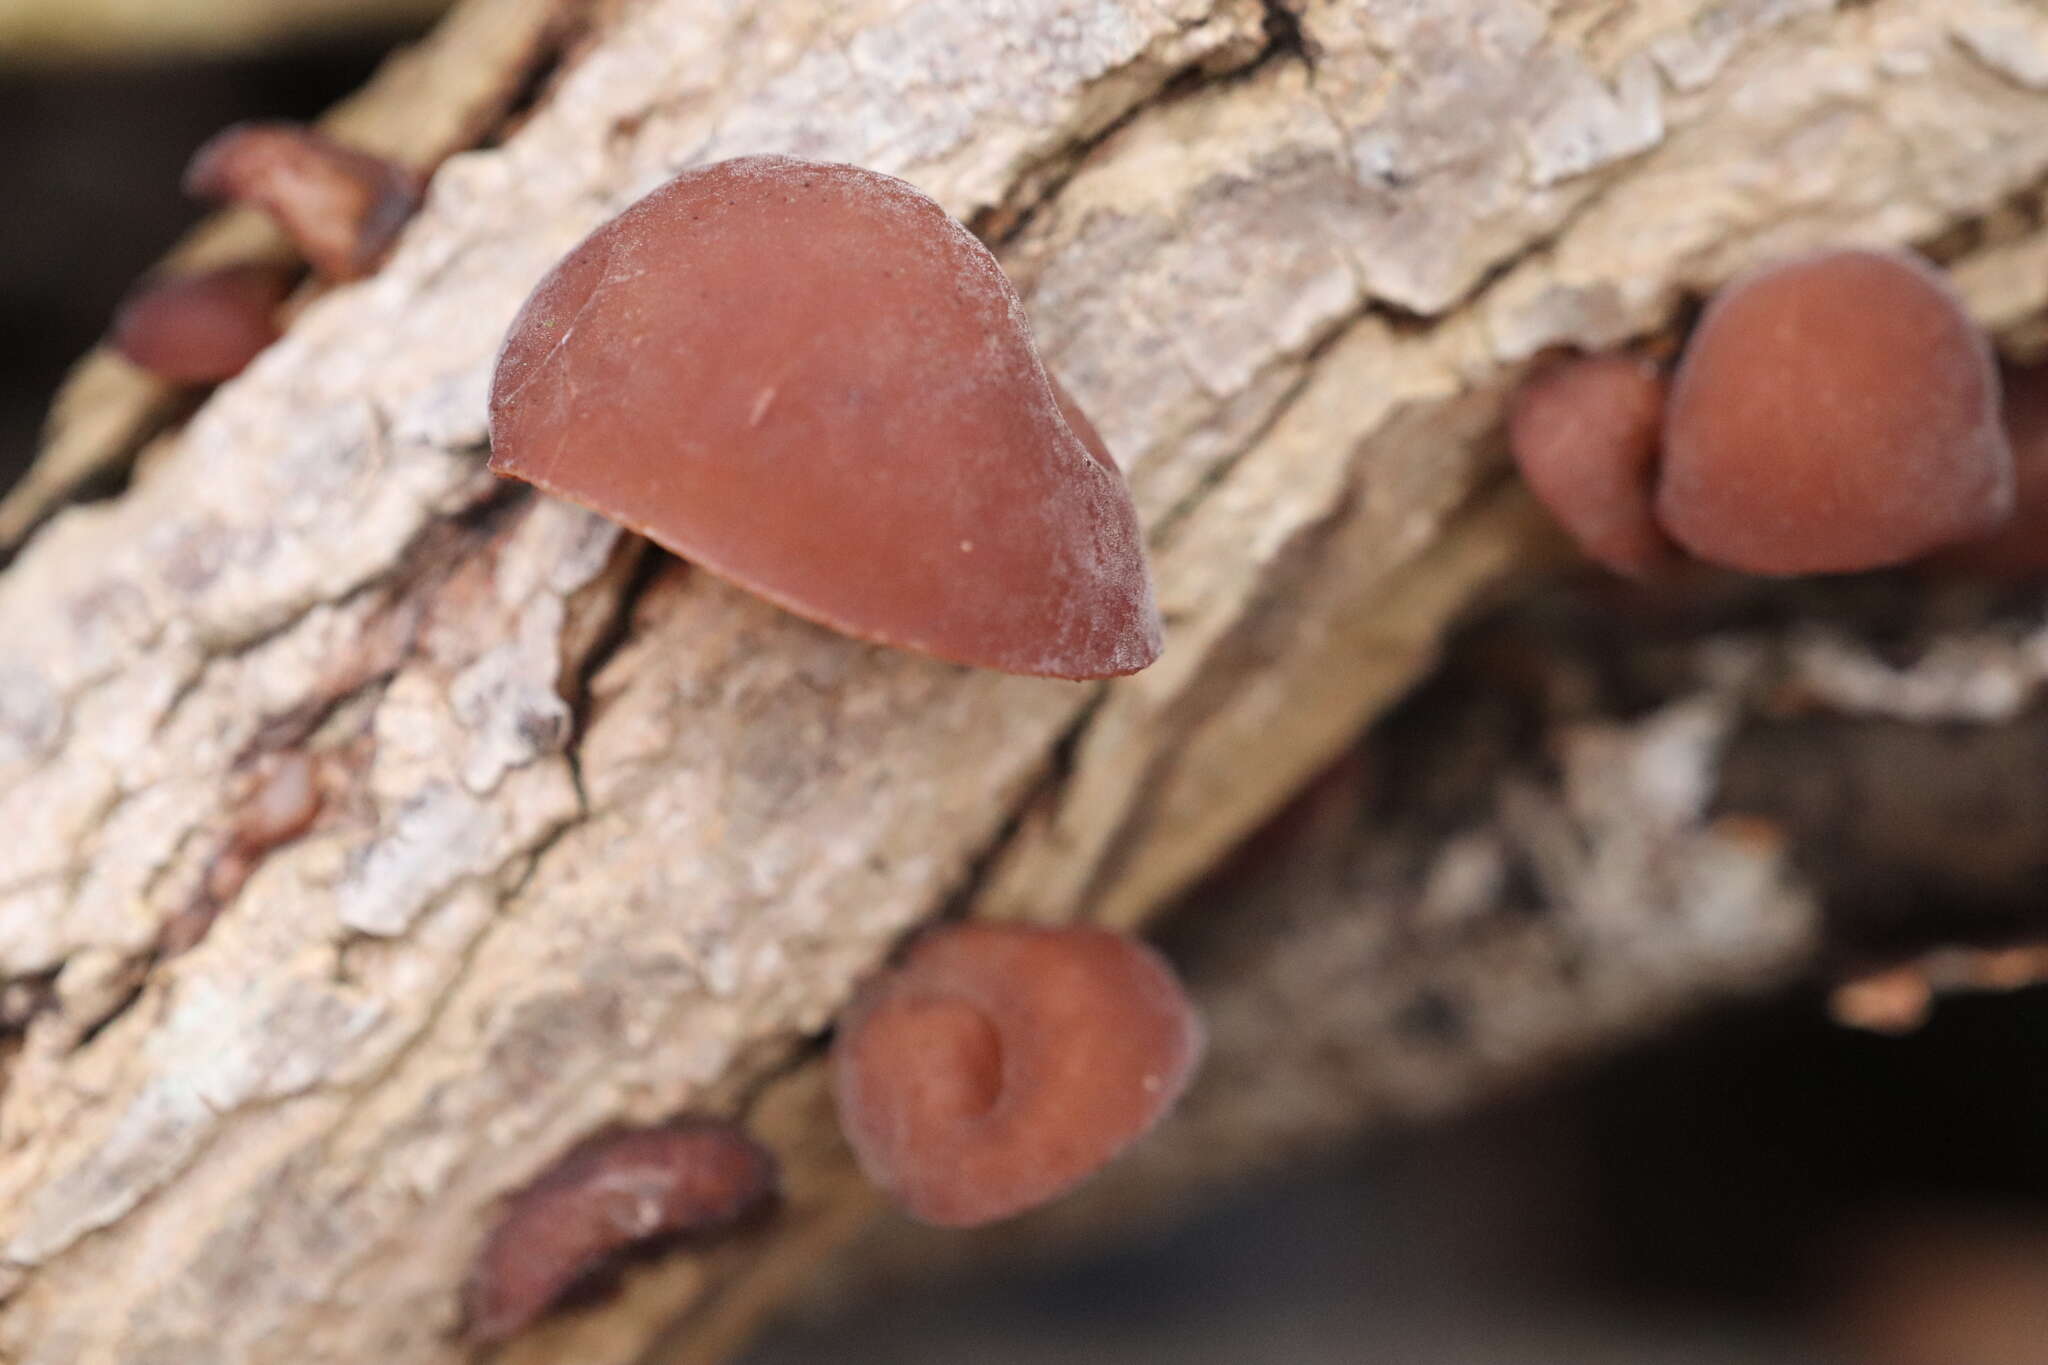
[[6, 38, 2047, 1365]]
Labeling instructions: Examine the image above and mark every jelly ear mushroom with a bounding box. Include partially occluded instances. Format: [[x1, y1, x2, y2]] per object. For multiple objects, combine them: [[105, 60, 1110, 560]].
[[462, 1119, 777, 1345], [1655, 247, 2012, 575], [184, 123, 421, 281], [110, 263, 294, 384], [488, 155, 1161, 680], [831, 922, 1203, 1228], [1507, 352, 1675, 578]]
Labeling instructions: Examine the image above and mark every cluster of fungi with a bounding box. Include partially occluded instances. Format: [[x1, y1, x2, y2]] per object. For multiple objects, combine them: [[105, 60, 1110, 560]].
[[1510, 247, 2048, 580], [467, 156, 1198, 1337], [133, 133, 2037, 1343], [110, 123, 421, 385]]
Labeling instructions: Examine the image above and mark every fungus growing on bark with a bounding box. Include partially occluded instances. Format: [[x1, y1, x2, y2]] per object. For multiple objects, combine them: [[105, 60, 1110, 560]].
[[462, 1118, 778, 1345], [1507, 351, 1674, 578], [110, 264, 294, 384], [487, 155, 1161, 679], [184, 122, 421, 281], [1655, 248, 2012, 575], [831, 922, 1203, 1228], [1934, 362, 2048, 577]]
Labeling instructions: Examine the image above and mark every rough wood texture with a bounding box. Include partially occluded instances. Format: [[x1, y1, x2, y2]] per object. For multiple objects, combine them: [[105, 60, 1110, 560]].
[[5, 2, 2048, 1362]]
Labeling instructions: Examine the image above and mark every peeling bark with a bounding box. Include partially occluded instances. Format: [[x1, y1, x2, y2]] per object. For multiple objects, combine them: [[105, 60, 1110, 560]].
[[4, 2, 2048, 1362]]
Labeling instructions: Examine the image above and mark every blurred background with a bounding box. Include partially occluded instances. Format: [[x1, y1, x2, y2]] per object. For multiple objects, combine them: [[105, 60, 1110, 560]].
[[5, 11, 2047, 1365]]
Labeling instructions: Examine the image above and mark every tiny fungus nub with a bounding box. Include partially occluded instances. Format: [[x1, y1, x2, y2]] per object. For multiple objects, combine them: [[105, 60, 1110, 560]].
[[184, 122, 421, 281], [832, 921, 1203, 1228], [1507, 351, 1674, 578], [462, 1118, 778, 1345], [487, 155, 1161, 680], [1656, 247, 2012, 575], [110, 264, 293, 384]]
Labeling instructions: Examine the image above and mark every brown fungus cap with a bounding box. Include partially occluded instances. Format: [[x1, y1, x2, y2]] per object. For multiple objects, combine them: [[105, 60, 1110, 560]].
[[487, 156, 1161, 679], [1508, 351, 1674, 578], [1656, 247, 2012, 575], [462, 1119, 777, 1345], [110, 264, 293, 385], [831, 922, 1203, 1228], [185, 122, 422, 281]]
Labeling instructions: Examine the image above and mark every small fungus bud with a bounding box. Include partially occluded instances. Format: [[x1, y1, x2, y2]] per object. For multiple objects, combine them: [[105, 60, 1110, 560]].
[[1507, 352, 1674, 578], [462, 1118, 778, 1345], [488, 155, 1161, 680], [233, 750, 322, 853], [110, 263, 293, 384], [1934, 362, 2048, 577], [831, 922, 1203, 1228], [184, 122, 422, 281], [1656, 247, 2012, 575]]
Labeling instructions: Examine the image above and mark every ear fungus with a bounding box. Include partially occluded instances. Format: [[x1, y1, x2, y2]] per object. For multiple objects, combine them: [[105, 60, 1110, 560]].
[[486, 155, 1161, 680], [462, 1119, 778, 1345], [831, 922, 1203, 1228], [110, 264, 294, 384], [1507, 351, 1675, 578], [184, 123, 421, 281], [1655, 248, 2012, 575]]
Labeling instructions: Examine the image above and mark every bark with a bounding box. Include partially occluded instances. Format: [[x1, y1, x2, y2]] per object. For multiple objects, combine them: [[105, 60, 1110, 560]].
[[4, 2, 2048, 1363]]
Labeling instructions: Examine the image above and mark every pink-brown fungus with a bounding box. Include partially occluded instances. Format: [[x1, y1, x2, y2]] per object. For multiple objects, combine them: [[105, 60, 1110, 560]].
[[184, 122, 422, 281], [110, 263, 294, 384], [488, 155, 1161, 680], [831, 922, 1203, 1228], [1656, 247, 2012, 575], [1933, 362, 2048, 577], [462, 1118, 778, 1345], [1508, 351, 1675, 578]]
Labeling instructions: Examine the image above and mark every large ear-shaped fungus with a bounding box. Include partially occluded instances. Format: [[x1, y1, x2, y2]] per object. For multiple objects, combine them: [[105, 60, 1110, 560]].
[[1507, 351, 1674, 578], [1655, 248, 2012, 575], [487, 155, 1161, 680], [184, 123, 421, 281], [831, 922, 1203, 1228], [110, 264, 294, 384]]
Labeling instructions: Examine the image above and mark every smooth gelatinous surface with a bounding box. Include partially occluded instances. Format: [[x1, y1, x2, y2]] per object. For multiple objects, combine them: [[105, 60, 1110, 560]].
[[462, 1119, 778, 1344], [831, 922, 1203, 1228], [488, 156, 1161, 679], [1656, 248, 2012, 575], [110, 264, 292, 384], [1936, 363, 2048, 577], [1508, 352, 1674, 578], [185, 122, 421, 281]]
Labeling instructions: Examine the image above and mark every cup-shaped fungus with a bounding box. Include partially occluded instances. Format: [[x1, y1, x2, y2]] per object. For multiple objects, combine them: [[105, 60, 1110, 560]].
[[1655, 247, 2011, 575], [1508, 352, 1674, 578], [184, 123, 422, 281], [831, 922, 1203, 1228], [462, 1119, 778, 1345], [110, 264, 294, 384], [487, 155, 1161, 679]]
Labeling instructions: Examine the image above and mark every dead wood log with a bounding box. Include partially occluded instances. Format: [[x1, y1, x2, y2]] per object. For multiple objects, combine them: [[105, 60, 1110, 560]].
[[4, 3, 2048, 1363]]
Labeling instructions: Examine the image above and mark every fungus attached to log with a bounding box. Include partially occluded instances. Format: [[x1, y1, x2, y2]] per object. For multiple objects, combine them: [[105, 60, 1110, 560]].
[[1507, 352, 1674, 578], [831, 922, 1203, 1228], [184, 122, 422, 281], [462, 1118, 779, 1345], [1655, 248, 2012, 575], [110, 263, 294, 384], [487, 155, 1161, 679]]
